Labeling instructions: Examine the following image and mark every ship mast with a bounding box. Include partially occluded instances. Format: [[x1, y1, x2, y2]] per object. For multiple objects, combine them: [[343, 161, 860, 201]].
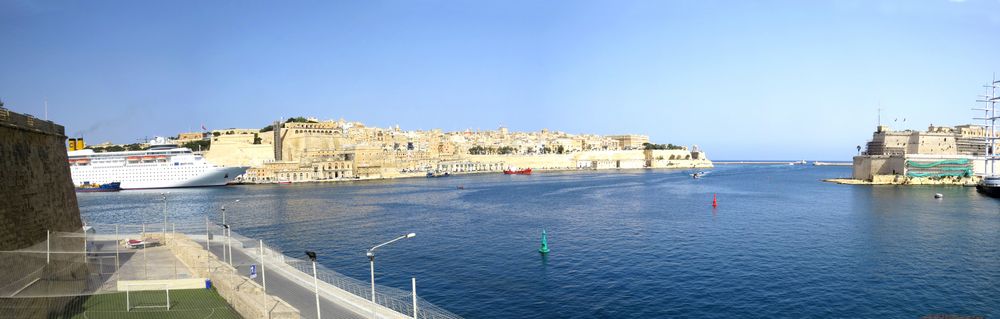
[[973, 74, 1000, 177]]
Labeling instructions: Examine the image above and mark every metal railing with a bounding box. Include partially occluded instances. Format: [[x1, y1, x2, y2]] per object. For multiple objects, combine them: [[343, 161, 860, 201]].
[[91, 222, 464, 319]]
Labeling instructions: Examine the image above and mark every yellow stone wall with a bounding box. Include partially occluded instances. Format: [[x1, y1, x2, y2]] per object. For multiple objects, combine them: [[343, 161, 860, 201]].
[[203, 134, 274, 167]]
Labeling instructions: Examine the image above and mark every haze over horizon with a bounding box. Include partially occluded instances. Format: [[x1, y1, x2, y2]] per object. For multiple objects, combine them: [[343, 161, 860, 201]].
[[2, 0, 999, 160]]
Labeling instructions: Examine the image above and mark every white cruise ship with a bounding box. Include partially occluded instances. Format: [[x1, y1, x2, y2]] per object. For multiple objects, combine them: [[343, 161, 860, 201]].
[[68, 138, 247, 190]]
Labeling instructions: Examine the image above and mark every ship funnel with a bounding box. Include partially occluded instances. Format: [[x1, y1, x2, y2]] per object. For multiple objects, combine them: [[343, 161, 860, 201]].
[[67, 138, 85, 151]]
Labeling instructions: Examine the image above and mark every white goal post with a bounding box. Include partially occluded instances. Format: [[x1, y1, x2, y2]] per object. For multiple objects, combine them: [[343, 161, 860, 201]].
[[125, 283, 171, 311]]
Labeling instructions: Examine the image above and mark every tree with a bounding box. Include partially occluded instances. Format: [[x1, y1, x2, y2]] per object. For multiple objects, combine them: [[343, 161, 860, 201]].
[[644, 142, 685, 150], [468, 145, 487, 155], [182, 140, 211, 151], [285, 117, 317, 123], [557, 145, 565, 154]]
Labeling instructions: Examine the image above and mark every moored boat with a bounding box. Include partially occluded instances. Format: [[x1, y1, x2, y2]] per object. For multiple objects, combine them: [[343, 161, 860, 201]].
[[75, 182, 121, 192], [426, 171, 450, 177], [973, 76, 1000, 198], [503, 168, 532, 175], [977, 176, 1000, 198]]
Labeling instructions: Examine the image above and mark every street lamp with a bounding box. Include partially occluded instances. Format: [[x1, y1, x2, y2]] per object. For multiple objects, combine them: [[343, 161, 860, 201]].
[[305, 251, 321, 319], [220, 199, 239, 262], [220, 199, 240, 225], [366, 233, 416, 319], [160, 193, 168, 243], [222, 224, 232, 267]]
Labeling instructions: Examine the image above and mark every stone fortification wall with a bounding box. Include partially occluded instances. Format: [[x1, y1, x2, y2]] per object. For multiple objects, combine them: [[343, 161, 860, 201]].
[[0, 107, 85, 318], [852, 155, 905, 180], [0, 108, 82, 249], [203, 134, 274, 167]]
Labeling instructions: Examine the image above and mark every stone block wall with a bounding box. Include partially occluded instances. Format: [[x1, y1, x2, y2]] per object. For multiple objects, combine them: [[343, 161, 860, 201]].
[[0, 107, 85, 318], [0, 108, 82, 250]]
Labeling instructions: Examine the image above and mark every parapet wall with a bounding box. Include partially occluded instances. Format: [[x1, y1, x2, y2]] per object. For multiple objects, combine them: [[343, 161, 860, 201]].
[[168, 234, 299, 319], [0, 107, 82, 250]]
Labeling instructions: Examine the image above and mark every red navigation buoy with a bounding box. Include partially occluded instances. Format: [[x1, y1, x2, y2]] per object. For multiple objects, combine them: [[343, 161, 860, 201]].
[[712, 193, 718, 208]]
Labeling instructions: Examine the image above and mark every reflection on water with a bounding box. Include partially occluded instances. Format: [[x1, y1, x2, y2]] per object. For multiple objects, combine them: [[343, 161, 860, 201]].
[[78, 166, 1000, 318]]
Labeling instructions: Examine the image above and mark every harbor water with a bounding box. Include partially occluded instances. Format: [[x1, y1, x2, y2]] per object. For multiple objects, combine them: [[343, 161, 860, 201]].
[[78, 165, 1000, 318]]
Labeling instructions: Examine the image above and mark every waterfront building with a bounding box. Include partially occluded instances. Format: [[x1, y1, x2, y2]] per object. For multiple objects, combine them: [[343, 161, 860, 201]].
[[608, 134, 650, 150]]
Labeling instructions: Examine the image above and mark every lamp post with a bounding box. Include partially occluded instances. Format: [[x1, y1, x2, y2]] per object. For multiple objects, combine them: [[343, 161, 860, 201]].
[[160, 193, 168, 243], [222, 224, 232, 268], [367, 233, 416, 319], [305, 251, 321, 319], [220, 199, 239, 263]]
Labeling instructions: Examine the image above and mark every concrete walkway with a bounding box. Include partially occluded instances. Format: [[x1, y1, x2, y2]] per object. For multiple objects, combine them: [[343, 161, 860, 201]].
[[193, 238, 365, 319], [115, 245, 196, 281]]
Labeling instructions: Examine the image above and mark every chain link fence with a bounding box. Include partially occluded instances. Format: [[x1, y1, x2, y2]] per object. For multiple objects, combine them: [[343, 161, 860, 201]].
[[93, 221, 463, 319]]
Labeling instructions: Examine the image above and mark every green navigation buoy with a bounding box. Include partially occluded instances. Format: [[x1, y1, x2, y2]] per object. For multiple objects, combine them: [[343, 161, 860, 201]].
[[538, 229, 550, 254]]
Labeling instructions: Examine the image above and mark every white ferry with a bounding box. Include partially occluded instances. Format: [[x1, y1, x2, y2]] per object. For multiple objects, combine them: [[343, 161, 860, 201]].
[[68, 137, 247, 190]]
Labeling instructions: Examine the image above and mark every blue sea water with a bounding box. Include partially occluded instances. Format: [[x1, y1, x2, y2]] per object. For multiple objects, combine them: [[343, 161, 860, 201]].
[[78, 165, 1000, 318]]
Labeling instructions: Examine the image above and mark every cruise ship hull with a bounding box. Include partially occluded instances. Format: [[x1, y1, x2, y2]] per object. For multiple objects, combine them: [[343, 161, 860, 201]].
[[117, 166, 248, 189]]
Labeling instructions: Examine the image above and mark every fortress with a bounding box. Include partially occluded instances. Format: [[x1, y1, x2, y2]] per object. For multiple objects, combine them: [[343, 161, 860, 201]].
[[849, 124, 1000, 184]]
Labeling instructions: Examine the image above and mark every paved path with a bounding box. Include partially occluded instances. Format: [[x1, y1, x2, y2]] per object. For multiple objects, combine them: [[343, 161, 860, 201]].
[[195, 238, 365, 319]]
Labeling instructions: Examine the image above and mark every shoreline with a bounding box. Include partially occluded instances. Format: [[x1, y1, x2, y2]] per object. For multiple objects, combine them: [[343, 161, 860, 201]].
[[824, 175, 981, 186], [232, 164, 715, 186]]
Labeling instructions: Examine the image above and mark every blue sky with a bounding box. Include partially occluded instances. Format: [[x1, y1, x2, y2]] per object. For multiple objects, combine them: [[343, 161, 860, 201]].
[[2, 0, 999, 160]]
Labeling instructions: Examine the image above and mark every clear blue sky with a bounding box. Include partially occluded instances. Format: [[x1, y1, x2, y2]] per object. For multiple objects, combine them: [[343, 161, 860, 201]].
[[2, 0, 999, 160]]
